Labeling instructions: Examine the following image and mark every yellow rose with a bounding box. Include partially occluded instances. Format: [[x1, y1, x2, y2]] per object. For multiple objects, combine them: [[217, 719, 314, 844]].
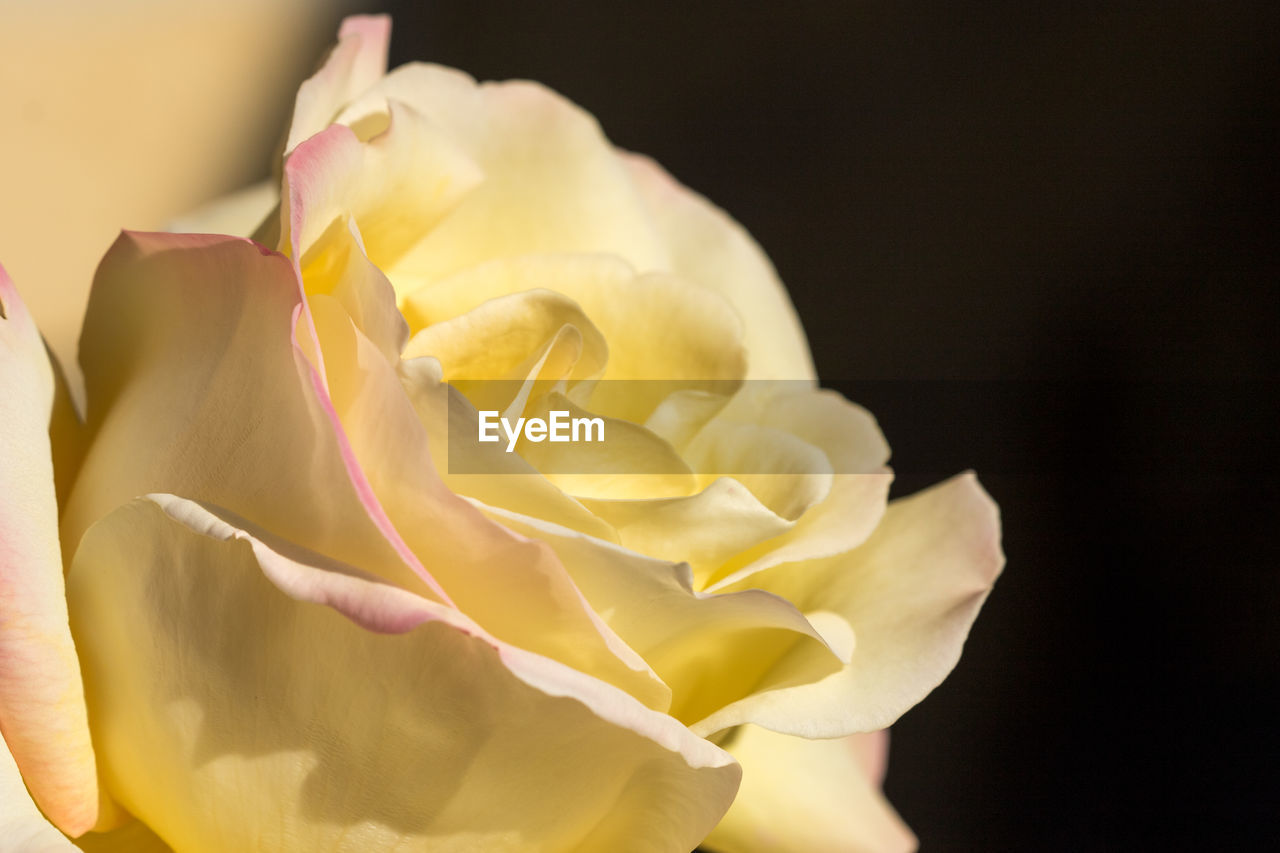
[[0, 16, 1003, 852]]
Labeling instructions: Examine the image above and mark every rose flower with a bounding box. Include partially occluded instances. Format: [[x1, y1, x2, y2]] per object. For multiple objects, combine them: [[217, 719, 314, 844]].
[[0, 16, 1003, 852]]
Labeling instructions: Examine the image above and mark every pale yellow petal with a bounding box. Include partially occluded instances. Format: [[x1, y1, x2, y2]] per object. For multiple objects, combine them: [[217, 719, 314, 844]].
[[402, 288, 607, 385], [683, 419, 833, 524], [67, 495, 739, 852], [283, 103, 484, 267], [285, 14, 391, 155], [621, 152, 816, 382], [579, 477, 793, 577], [703, 727, 916, 853], [398, 356, 620, 541], [401, 253, 747, 422], [694, 473, 1004, 738], [334, 65, 669, 291], [519, 392, 699, 501], [65, 232, 431, 596], [707, 388, 893, 591], [310, 296, 669, 709], [481, 504, 846, 729], [0, 271, 98, 835], [299, 215, 409, 361]]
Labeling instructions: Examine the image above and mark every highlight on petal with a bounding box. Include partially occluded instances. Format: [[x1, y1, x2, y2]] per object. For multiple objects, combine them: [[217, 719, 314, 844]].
[[621, 152, 816, 382], [702, 726, 916, 853], [695, 472, 1004, 738], [66, 495, 740, 853], [0, 268, 98, 835]]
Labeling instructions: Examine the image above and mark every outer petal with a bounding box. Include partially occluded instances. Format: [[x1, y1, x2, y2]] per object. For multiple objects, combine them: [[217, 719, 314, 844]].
[[0, 731, 77, 851], [702, 727, 916, 853], [66, 495, 739, 852], [65, 232, 437, 598], [621, 152, 816, 382], [694, 473, 1004, 738], [284, 14, 391, 155], [0, 270, 97, 835]]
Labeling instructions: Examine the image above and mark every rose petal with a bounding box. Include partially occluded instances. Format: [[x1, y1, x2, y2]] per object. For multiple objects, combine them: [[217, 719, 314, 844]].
[[401, 253, 747, 422], [683, 420, 834, 523], [66, 495, 740, 852], [399, 356, 621, 540], [702, 726, 916, 853], [284, 14, 391, 155], [284, 104, 484, 269], [310, 296, 670, 709], [693, 472, 1004, 738], [0, 730, 78, 851], [519, 391, 699, 501], [402, 288, 608, 385], [579, 477, 794, 578], [165, 180, 278, 239], [621, 152, 816, 382], [334, 65, 669, 291], [706, 388, 893, 591], [65, 232, 436, 597], [0, 269, 98, 835], [299, 216, 408, 362], [480, 504, 847, 728]]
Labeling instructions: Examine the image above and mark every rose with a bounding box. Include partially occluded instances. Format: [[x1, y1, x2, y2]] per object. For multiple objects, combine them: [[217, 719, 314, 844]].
[[0, 15, 1003, 852]]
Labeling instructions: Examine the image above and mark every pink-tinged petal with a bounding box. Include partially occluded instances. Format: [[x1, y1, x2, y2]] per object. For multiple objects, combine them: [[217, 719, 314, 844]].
[[696, 473, 1004, 738], [283, 104, 483, 269], [0, 729, 78, 851], [67, 495, 740, 852], [0, 269, 98, 835], [621, 152, 817, 382], [703, 725, 916, 853], [65, 232, 441, 601], [284, 14, 391, 155]]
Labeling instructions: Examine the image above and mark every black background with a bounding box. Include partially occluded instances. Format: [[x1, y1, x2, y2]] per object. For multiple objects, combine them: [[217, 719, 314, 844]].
[[369, 2, 1278, 849]]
